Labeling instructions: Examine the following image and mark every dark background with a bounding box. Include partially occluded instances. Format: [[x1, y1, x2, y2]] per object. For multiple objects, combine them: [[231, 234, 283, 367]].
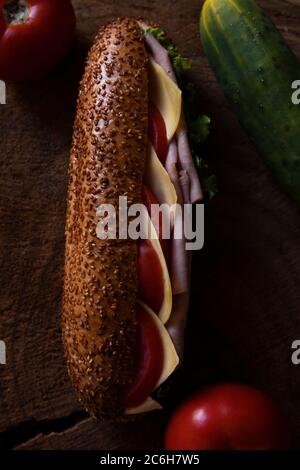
[[1, 0, 300, 449]]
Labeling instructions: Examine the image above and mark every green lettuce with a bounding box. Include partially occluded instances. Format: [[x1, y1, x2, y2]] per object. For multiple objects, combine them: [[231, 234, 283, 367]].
[[145, 27, 191, 80]]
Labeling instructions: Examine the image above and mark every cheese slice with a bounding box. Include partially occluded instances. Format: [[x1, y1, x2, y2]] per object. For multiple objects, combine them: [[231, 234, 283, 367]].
[[125, 397, 162, 415], [143, 209, 172, 324], [139, 302, 179, 388], [148, 56, 182, 141], [144, 143, 177, 209], [125, 302, 179, 415]]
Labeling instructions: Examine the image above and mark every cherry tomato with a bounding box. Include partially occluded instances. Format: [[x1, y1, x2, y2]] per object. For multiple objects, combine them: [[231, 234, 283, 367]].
[[148, 101, 168, 164], [121, 304, 163, 409], [0, 0, 76, 81], [165, 383, 290, 450], [138, 238, 164, 315], [142, 184, 170, 262]]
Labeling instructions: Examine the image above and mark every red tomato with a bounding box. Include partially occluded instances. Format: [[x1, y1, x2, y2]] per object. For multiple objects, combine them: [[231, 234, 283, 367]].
[[138, 238, 164, 315], [148, 101, 168, 164], [121, 304, 163, 409], [165, 384, 290, 450], [142, 184, 170, 263], [0, 0, 76, 81]]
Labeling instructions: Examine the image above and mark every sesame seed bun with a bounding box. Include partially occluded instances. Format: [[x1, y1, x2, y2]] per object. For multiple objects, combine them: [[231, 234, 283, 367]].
[[62, 18, 148, 419]]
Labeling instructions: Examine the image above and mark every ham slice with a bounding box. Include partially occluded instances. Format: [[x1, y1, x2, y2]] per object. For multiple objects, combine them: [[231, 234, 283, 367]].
[[165, 139, 183, 205], [177, 122, 203, 203], [165, 141, 192, 360], [144, 33, 177, 82], [165, 141, 190, 295]]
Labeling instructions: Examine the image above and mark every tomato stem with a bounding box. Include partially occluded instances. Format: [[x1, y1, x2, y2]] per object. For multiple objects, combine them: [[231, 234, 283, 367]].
[[3, 0, 29, 25]]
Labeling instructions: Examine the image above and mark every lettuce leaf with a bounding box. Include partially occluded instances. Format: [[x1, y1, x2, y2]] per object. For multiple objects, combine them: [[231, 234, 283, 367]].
[[190, 115, 211, 146], [195, 155, 217, 200], [145, 27, 191, 80], [145, 27, 217, 200]]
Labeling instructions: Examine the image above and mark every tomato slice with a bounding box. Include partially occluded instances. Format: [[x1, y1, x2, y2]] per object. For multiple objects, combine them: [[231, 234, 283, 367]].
[[148, 102, 168, 165], [138, 238, 164, 315], [121, 304, 164, 409], [142, 184, 170, 265]]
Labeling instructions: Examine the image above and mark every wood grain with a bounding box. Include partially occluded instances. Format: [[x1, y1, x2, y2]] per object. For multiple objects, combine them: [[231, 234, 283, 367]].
[[0, 0, 300, 450]]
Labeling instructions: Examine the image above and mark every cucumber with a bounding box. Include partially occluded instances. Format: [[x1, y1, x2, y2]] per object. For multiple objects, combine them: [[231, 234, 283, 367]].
[[200, 0, 300, 206]]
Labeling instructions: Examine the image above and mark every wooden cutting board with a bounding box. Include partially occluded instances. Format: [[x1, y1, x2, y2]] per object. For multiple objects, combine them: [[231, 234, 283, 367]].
[[1, 0, 300, 450]]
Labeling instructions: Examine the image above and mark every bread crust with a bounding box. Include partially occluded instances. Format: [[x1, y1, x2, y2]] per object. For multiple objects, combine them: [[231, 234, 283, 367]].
[[62, 18, 148, 419]]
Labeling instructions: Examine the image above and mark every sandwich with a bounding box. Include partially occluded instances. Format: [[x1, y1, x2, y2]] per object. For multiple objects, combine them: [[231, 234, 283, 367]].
[[62, 17, 207, 419]]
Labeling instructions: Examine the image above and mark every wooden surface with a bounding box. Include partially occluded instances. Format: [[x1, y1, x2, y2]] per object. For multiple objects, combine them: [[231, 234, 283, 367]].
[[1, 0, 300, 450]]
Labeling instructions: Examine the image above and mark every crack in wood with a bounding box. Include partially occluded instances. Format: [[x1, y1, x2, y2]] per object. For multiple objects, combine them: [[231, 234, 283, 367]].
[[0, 410, 89, 450]]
